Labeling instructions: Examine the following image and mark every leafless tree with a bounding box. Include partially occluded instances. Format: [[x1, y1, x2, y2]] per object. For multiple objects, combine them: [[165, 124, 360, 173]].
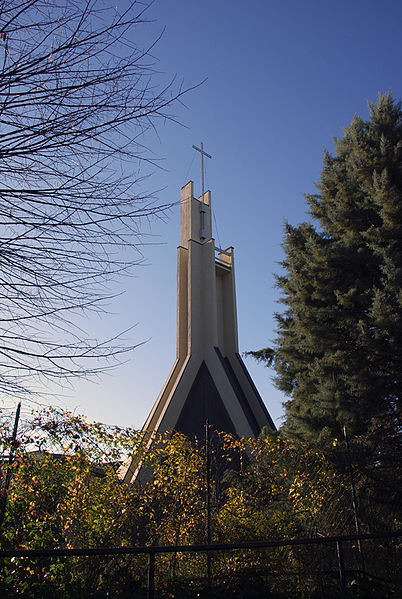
[[0, 0, 187, 397]]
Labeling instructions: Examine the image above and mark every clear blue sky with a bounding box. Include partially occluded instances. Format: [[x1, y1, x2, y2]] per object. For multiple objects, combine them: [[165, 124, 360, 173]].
[[51, 0, 402, 429]]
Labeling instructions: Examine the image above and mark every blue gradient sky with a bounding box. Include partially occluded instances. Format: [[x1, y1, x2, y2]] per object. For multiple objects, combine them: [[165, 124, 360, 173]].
[[55, 0, 402, 429]]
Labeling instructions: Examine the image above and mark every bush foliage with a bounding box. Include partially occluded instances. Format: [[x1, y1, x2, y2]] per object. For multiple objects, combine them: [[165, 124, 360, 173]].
[[0, 408, 400, 597]]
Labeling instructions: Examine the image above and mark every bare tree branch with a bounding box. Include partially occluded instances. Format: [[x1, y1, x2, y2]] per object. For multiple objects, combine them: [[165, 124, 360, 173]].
[[0, 0, 189, 397]]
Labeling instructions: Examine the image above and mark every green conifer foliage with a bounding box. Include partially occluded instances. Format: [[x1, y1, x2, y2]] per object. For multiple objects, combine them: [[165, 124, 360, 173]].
[[273, 94, 402, 448]]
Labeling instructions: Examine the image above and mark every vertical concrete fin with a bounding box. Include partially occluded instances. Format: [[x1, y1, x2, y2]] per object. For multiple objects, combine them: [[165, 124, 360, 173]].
[[215, 247, 239, 356]]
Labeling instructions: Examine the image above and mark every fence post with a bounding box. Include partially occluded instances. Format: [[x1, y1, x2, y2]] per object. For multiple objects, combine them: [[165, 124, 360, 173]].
[[205, 420, 212, 586], [336, 540, 348, 598], [343, 425, 365, 572], [147, 551, 155, 599], [0, 402, 21, 527]]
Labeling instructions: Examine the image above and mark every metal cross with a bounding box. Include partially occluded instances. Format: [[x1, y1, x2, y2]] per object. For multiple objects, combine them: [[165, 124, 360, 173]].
[[192, 142, 212, 197], [192, 142, 212, 239]]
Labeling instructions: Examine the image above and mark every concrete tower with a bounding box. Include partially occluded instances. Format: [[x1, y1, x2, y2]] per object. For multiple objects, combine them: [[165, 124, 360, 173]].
[[120, 180, 275, 483]]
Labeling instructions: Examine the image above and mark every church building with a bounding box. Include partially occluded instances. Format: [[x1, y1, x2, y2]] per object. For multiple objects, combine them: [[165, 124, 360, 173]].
[[120, 159, 275, 484]]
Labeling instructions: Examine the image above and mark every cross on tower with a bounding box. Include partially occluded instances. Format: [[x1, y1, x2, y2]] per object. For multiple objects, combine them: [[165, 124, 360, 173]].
[[192, 142, 212, 198], [192, 142, 212, 239]]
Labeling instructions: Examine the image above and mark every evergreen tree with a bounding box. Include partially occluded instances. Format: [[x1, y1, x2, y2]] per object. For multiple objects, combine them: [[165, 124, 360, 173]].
[[267, 94, 402, 457]]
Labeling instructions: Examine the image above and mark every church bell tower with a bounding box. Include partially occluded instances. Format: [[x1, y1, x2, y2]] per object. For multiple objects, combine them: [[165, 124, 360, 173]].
[[120, 171, 275, 484]]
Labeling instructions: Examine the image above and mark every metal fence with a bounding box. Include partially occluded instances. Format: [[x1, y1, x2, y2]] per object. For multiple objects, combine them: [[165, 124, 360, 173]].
[[1, 529, 401, 598]]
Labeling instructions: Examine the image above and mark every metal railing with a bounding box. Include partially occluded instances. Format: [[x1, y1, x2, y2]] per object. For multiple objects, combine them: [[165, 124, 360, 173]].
[[1, 529, 401, 598]]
